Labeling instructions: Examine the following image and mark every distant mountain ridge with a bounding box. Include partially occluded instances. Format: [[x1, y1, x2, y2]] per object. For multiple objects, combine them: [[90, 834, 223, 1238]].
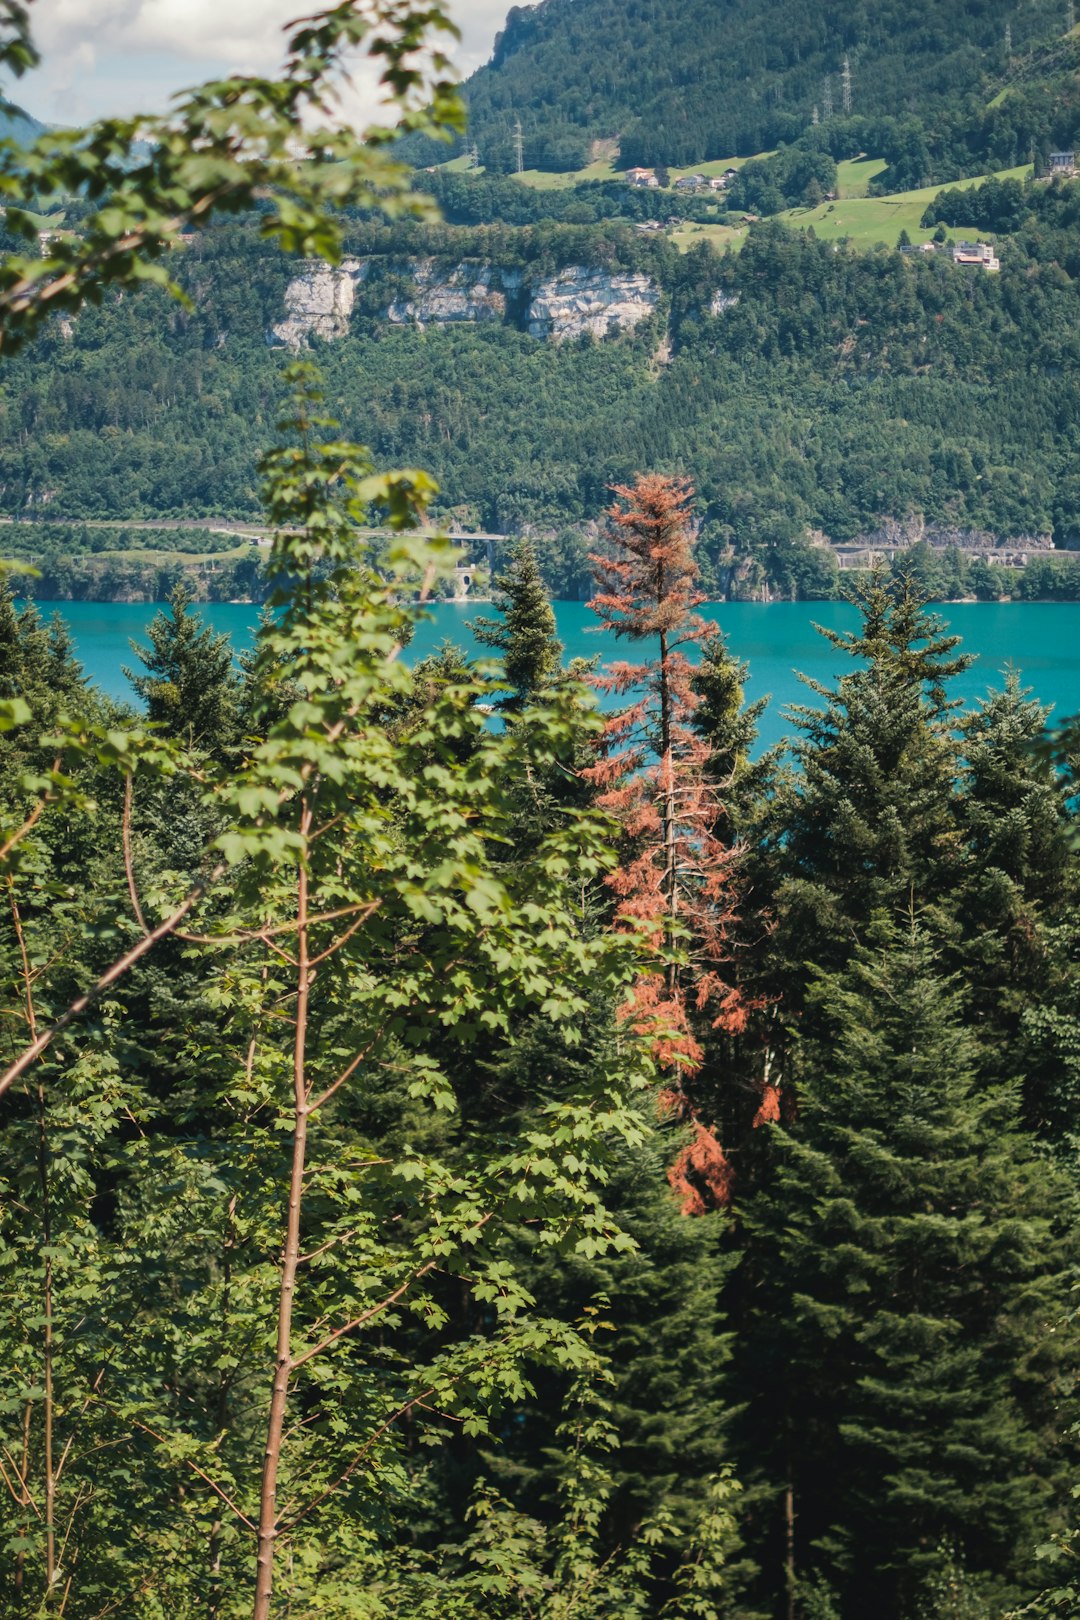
[[453, 0, 1069, 169], [0, 102, 47, 145]]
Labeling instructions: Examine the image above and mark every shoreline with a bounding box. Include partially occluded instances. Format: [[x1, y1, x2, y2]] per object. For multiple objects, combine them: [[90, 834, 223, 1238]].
[[14, 592, 1078, 608]]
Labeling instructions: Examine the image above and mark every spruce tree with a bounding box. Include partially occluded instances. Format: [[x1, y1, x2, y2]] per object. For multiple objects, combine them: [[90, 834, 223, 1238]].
[[691, 632, 774, 844], [955, 674, 1076, 1103], [689, 632, 785, 1157], [474, 537, 563, 708], [488, 1128, 744, 1565], [0, 580, 90, 749], [736, 923, 1077, 1618], [770, 573, 969, 1000], [124, 583, 239, 751]]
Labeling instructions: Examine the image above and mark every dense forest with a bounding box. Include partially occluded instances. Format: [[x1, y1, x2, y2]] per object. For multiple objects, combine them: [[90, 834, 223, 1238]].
[[6, 197, 1080, 597], [415, 0, 1073, 171], [3, 2, 1080, 1614], [4, 439, 1080, 1619]]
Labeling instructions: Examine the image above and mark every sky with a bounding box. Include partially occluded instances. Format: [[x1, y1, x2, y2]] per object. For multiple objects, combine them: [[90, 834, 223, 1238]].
[[10, 0, 510, 127]]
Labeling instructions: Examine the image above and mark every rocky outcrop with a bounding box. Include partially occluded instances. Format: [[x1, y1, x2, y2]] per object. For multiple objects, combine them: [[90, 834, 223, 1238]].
[[271, 259, 368, 346], [387, 259, 521, 327], [527, 267, 660, 340], [272, 259, 661, 345]]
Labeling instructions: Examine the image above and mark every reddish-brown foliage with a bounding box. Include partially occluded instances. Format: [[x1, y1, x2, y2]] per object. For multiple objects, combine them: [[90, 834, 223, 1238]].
[[668, 1123, 735, 1215], [584, 474, 763, 1212], [584, 474, 747, 1071], [752, 1082, 782, 1128]]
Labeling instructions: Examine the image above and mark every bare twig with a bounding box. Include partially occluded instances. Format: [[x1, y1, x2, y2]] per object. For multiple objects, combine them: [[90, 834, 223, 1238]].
[[0, 758, 60, 865], [0, 862, 227, 1101], [307, 901, 381, 968], [176, 900, 382, 949], [288, 1263, 436, 1374], [307, 1032, 383, 1114], [125, 1415, 255, 1531], [280, 1385, 438, 1531]]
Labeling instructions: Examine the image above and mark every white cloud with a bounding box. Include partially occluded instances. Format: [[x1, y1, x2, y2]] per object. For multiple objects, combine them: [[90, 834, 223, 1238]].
[[15, 0, 510, 124]]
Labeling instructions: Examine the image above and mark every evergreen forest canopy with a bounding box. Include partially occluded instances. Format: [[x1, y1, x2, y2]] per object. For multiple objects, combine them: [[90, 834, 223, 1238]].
[[2, 2, 1080, 1616], [7, 198, 1080, 600], [426, 0, 1076, 172]]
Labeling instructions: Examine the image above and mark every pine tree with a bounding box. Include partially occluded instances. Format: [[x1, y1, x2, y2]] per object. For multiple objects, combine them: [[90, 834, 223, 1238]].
[[691, 632, 774, 845], [955, 674, 1076, 1108], [688, 635, 786, 1163], [736, 923, 1077, 1618], [474, 537, 563, 708], [488, 1127, 743, 1563], [771, 573, 969, 998], [124, 583, 239, 750], [586, 476, 748, 1104], [0, 579, 90, 750]]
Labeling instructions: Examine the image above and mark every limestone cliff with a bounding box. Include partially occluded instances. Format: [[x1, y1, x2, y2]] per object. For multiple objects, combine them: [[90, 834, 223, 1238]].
[[271, 258, 661, 345], [386, 259, 521, 326], [526, 267, 660, 340], [270, 260, 368, 346]]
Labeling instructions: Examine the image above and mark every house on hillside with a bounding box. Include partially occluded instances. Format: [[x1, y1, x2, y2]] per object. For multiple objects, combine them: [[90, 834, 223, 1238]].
[[1050, 151, 1077, 176], [626, 167, 659, 187], [952, 239, 1000, 271], [674, 174, 706, 190], [708, 169, 738, 190]]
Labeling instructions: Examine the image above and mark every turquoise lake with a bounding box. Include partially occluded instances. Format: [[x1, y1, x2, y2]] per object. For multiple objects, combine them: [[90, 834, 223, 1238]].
[[32, 598, 1080, 752]]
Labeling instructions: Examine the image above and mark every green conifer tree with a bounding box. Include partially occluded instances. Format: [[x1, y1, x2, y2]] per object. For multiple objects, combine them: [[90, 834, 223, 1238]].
[[770, 573, 969, 997], [955, 674, 1076, 1105], [737, 923, 1077, 1618], [124, 583, 239, 750], [691, 632, 773, 843], [0, 578, 90, 750], [493, 1128, 742, 1550], [474, 537, 563, 708]]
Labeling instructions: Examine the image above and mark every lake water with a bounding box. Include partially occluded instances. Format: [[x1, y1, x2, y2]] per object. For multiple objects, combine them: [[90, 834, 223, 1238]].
[[32, 598, 1080, 752]]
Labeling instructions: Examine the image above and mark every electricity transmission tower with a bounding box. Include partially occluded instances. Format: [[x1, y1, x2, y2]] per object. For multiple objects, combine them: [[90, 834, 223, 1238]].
[[513, 118, 524, 175], [1005, 22, 1012, 55], [841, 54, 852, 114], [811, 104, 819, 125], [822, 78, 833, 120]]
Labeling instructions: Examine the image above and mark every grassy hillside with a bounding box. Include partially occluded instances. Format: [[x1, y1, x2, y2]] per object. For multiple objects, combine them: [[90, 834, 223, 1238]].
[[780, 163, 1033, 247]]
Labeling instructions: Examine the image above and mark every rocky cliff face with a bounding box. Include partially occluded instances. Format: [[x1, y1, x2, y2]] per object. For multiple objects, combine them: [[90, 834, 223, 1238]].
[[527, 267, 660, 340], [270, 260, 369, 347], [271, 259, 661, 346], [386, 259, 522, 327]]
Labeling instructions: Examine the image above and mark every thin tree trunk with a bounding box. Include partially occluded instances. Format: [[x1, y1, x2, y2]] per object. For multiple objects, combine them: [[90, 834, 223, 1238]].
[[784, 1476, 796, 1620], [10, 883, 56, 1598], [13, 1399, 32, 1602], [657, 627, 678, 989], [39, 1079, 56, 1601], [253, 810, 312, 1619], [208, 1197, 237, 1617]]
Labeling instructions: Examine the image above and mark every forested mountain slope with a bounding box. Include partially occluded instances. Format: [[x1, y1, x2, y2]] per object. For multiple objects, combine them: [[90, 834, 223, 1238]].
[[449, 0, 1068, 169], [5, 198, 1080, 598]]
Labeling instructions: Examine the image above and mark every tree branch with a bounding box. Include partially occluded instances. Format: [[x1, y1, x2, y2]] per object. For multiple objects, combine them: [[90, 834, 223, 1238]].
[[0, 861, 227, 1101], [288, 1263, 436, 1373], [0, 759, 60, 864], [127, 1416, 255, 1531]]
